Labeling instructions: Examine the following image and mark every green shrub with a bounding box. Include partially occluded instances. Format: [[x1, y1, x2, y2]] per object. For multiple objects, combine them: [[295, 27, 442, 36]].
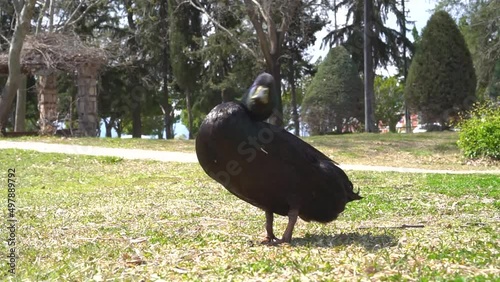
[[457, 103, 500, 160]]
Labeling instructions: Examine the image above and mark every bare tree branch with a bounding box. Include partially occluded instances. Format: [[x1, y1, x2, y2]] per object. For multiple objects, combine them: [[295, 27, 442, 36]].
[[259, 0, 279, 54], [55, 0, 72, 28], [0, 34, 10, 44], [244, 0, 272, 64], [59, 0, 106, 30], [35, 0, 49, 34], [62, 0, 84, 28], [12, 0, 22, 14], [277, 0, 301, 46], [188, 0, 260, 60], [249, 0, 272, 26]]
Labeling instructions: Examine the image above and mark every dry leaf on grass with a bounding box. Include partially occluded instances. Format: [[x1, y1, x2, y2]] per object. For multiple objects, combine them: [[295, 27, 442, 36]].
[[122, 253, 146, 267], [130, 237, 148, 244]]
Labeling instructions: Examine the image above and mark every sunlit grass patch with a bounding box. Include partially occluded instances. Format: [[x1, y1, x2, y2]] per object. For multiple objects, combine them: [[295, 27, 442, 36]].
[[0, 149, 498, 280], [4, 131, 499, 170]]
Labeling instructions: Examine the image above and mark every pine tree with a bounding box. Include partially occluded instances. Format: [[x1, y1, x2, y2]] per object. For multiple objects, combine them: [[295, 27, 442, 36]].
[[168, 0, 202, 139], [405, 11, 477, 126], [302, 46, 364, 135]]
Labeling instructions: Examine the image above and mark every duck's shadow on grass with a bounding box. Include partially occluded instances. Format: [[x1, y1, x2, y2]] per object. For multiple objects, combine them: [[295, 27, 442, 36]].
[[291, 232, 397, 249]]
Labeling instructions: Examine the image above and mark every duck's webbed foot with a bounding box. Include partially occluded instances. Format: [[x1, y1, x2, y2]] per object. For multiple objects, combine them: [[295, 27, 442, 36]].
[[261, 211, 278, 244], [261, 210, 298, 245]]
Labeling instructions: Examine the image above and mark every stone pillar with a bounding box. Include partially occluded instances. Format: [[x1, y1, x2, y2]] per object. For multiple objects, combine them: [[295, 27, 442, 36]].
[[37, 73, 58, 135], [76, 64, 98, 137]]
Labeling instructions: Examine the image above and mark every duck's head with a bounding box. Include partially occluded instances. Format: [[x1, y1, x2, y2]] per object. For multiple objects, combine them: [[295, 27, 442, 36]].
[[240, 72, 277, 121]]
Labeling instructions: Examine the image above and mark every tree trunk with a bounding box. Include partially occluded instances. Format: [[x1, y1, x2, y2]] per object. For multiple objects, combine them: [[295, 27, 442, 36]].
[[69, 95, 74, 133], [14, 74, 26, 131], [115, 120, 122, 138], [186, 90, 193, 139], [363, 0, 377, 132], [160, 0, 173, 139], [124, 0, 142, 138], [289, 60, 300, 136], [0, 0, 36, 132], [389, 117, 398, 133], [76, 66, 99, 137], [132, 101, 142, 138], [402, 0, 412, 134], [104, 118, 113, 138], [161, 89, 172, 139], [336, 120, 343, 134], [37, 73, 58, 135]]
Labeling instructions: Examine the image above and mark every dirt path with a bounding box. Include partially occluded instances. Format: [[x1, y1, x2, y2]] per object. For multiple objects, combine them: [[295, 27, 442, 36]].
[[1, 140, 499, 175]]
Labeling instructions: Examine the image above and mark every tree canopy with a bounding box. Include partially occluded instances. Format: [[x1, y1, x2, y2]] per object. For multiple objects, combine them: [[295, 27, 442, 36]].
[[302, 46, 363, 134], [2, 0, 495, 138], [405, 10, 476, 126], [374, 75, 404, 133], [434, 0, 499, 99]]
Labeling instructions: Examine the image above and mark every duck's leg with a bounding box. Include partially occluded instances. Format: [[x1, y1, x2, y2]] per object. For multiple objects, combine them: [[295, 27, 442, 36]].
[[263, 209, 299, 245], [281, 209, 299, 243], [261, 211, 277, 244]]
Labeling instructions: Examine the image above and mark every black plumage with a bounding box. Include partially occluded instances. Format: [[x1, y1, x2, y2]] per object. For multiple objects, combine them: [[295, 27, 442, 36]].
[[195, 73, 361, 244]]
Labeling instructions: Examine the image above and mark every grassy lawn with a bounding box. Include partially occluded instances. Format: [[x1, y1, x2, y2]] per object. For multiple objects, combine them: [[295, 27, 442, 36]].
[[4, 131, 499, 171], [1, 149, 499, 280], [6, 135, 196, 153]]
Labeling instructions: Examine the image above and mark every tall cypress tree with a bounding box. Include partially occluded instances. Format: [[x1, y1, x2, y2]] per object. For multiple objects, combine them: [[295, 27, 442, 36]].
[[405, 11, 476, 126], [168, 0, 202, 139], [302, 46, 364, 135]]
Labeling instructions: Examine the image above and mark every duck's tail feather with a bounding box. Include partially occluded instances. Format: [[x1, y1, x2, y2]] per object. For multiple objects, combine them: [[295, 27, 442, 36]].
[[326, 160, 362, 202]]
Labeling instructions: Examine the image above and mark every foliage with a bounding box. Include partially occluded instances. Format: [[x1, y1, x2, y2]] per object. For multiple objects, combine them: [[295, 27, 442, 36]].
[[56, 72, 78, 131], [410, 26, 422, 54], [374, 76, 404, 132], [192, 1, 263, 125], [488, 62, 500, 99], [281, 79, 307, 132], [457, 102, 500, 160], [97, 67, 129, 136], [302, 46, 364, 135], [189, 0, 320, 127], [405, 10, 477, 126], [168, 0, 201, 93], [434, 0, 499, 100], [281, 5, 326, 135], [322, 0, 415, 74], [169, 0, 202, 139], [0, 2, 14, 51]]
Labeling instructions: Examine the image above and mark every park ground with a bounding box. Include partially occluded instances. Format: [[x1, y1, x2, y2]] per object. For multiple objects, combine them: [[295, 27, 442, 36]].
[[0, 132, 499, 280]]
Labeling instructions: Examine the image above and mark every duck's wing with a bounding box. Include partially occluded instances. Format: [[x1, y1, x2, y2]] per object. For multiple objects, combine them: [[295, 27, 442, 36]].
[[258, 123, 337, 166], [259, 123, 361, 193]]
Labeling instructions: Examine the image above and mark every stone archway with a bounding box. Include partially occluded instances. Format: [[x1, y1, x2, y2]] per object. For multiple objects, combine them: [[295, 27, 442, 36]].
[[0, 33, 106, 136]]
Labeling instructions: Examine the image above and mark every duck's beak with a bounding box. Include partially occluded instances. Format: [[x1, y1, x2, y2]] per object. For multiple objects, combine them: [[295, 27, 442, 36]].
[[250, 86, 269, 104]]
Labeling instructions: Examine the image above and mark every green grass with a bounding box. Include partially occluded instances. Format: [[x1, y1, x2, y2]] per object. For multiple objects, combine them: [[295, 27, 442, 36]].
[[8, 135, 195, 152], [4, 131, 499, 171], [1, 149, 499, 280]]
